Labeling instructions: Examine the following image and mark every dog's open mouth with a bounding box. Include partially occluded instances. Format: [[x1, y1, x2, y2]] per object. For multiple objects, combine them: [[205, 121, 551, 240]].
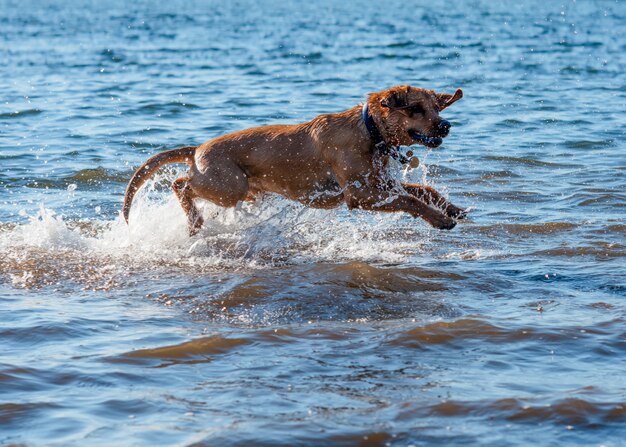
[[408, 129, 443, 148]]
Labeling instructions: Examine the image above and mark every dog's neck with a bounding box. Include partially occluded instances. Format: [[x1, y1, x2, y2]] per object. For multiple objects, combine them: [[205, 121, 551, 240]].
[[362, 102, 409, 164], [362, 102, 387, 151]]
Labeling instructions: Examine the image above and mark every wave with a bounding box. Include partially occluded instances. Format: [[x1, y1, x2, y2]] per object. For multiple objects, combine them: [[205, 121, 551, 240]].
[[389, 317, 625, 351], [23, 167, 131, 189], [109, 335, 250, 367], [0, 108, 43, 119], [481, 155, 567, 167], [398, 397, 626, 428]]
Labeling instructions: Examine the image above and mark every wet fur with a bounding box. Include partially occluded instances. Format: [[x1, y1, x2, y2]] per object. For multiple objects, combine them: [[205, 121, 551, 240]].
[[123, 85, 465, 235]]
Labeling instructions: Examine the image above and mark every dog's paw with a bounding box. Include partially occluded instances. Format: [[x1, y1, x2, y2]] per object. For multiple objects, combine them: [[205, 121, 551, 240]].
[[425, 212, 457, 230], [438, 216, 457, 230], [446, 205, 472, 220]]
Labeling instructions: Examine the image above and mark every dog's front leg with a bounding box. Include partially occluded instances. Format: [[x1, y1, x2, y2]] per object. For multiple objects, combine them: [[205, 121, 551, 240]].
[[344, 186, 456, 230], [402, 183, 467, 219]]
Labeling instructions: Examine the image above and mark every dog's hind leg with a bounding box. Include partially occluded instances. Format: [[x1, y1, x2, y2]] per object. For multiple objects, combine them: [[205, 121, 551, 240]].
[[188, 161, 250, 209], [172, 176, 204, 235]]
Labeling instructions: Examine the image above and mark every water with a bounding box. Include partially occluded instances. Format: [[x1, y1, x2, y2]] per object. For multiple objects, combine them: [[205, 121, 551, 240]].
[[1, 0, 625, 445]]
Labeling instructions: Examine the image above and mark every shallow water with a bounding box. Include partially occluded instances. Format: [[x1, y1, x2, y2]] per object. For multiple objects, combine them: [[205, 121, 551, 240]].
[[1, 0, 625, 445]]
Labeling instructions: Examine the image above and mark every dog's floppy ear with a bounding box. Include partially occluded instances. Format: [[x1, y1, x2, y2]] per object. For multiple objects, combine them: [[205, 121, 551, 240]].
[[380, 90, 406, 109], [436, 88, 463, 110]]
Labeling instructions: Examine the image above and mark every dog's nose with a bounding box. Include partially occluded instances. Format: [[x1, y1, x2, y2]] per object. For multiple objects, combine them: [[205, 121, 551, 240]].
[[437, 120, 451, 137]]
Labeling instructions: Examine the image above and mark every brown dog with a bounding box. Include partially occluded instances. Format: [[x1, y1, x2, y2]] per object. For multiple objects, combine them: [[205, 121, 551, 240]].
[[123, 85, 465, 235]]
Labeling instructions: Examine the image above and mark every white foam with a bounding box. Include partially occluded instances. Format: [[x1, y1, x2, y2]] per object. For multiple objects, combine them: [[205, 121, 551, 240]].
[[0, 168, 438, 271]]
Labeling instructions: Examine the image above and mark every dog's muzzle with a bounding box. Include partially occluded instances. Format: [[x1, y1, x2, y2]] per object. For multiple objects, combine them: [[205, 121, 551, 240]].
[[437, 119, 451, 137], [408, 120, 451, 148], [408, 130, 443, 148]]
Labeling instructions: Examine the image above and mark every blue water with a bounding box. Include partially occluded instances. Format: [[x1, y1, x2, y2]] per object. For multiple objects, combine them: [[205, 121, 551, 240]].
[[1, 1, 625, 446]]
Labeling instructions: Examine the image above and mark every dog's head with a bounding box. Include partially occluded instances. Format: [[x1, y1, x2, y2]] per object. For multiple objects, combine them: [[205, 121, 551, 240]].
[[368, 85, 463, 148]]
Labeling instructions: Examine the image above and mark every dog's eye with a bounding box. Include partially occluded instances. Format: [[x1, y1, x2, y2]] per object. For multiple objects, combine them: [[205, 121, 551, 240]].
[[407, 105, 423, 117]]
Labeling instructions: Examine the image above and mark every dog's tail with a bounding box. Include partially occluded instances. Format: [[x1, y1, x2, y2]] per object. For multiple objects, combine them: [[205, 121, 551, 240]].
[[122, 146, 196, 223]]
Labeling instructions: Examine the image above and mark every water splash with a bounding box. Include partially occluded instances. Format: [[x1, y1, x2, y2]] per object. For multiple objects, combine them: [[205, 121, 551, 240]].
[[0, 171, 437, 289]]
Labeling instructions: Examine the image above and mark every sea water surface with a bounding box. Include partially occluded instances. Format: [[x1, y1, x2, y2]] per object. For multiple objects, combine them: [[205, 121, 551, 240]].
[[1, 0, 625, 445]]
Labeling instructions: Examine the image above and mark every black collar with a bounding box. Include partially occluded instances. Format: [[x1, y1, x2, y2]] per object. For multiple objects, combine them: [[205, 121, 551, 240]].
[[361, 102, 409, 164], [362, 102, 387, 151]]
